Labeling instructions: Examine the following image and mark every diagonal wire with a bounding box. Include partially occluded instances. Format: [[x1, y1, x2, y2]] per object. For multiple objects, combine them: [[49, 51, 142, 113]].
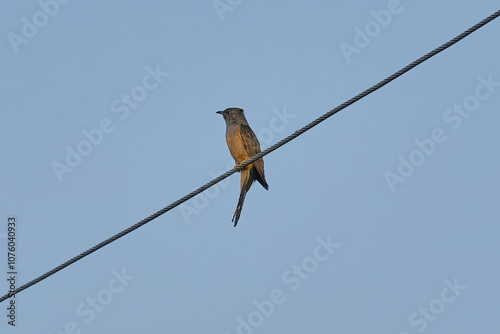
[[1, 9, 499, 304]]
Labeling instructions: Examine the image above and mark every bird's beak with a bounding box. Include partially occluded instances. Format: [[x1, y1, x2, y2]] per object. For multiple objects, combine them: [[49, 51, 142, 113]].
[[216, 111, 223, 115]]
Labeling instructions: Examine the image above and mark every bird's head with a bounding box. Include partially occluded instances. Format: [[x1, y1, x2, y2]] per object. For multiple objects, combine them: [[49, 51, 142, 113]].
[[216, 107, 246, 124]]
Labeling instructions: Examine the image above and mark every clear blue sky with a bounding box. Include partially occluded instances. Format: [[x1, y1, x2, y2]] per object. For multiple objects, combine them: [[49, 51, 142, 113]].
[[1, 1, 499, 333]]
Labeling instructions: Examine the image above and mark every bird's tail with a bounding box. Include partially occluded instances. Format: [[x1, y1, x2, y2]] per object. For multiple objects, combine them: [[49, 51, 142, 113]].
[[232, 167, 254, 226]]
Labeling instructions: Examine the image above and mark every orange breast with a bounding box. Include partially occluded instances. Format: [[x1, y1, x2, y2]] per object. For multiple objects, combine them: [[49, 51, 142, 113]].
[[226, 127, 251, 164]]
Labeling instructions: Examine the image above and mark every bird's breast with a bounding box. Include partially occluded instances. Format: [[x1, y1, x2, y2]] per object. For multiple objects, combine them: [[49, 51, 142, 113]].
[[226, 127, 251, 164]]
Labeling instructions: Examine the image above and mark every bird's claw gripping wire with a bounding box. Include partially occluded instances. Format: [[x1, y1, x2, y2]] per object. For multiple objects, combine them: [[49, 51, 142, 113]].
[[233, 164, 244, 172]]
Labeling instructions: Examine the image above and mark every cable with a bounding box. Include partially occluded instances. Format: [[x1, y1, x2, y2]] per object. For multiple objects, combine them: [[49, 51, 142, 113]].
[[1, 9, 499, 304]]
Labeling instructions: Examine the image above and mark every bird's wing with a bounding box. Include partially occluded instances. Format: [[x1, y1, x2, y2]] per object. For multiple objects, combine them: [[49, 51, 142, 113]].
[[240, 124, 261, 157], [240, 124, 268, 190]]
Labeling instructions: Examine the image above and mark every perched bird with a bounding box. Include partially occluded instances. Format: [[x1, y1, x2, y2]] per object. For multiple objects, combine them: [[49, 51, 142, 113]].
[[216, 107, 269, 226]]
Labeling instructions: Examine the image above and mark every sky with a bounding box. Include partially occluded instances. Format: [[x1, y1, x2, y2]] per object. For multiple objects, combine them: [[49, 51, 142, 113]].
[[0, 1, 499, 333]]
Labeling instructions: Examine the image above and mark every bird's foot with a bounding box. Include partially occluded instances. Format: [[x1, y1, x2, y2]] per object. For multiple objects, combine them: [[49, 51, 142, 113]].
[[233, 164, 244, 171]]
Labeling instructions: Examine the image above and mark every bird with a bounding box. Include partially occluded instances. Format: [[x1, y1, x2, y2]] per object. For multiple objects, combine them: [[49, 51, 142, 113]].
[[216, 107, 269, 226]]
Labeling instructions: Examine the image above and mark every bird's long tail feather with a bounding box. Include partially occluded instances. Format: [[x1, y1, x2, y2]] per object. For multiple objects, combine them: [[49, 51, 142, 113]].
[[232, 168, 254, 226]]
